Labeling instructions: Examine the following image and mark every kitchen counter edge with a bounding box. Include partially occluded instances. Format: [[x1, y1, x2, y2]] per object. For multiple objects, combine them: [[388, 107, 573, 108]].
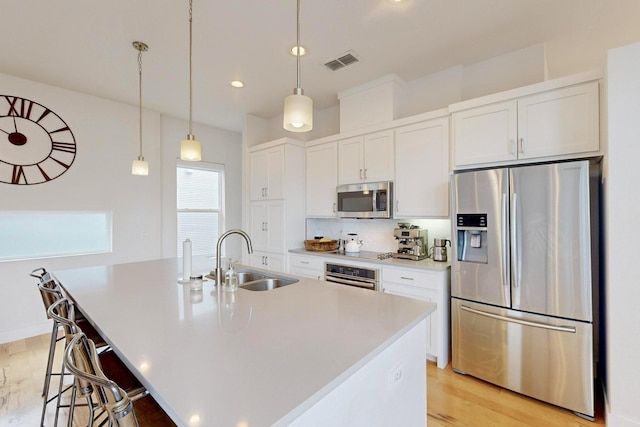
[[289, 248, 451, 271]]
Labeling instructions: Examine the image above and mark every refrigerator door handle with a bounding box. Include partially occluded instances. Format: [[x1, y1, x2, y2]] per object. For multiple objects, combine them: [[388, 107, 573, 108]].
[[501, 193, 509, 291], [460, 305, 577, 333], [511, 192, 520, 289]]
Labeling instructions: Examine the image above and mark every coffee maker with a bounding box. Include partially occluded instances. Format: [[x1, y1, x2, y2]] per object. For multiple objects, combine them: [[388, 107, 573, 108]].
[[432, 238, 451, 262], [392, 225, 428, 261]]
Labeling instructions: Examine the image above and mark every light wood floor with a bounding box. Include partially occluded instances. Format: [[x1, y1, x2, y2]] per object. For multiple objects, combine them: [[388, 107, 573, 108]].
[[1, 333, 606, 426]]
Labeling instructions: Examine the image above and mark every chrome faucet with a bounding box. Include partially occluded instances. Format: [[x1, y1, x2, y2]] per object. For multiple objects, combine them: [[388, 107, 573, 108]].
[[215, 229, 253, 287]]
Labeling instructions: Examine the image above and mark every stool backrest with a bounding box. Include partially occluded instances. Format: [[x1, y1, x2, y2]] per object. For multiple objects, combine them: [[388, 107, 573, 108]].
[[64, 333, 139, 427], [47, 298, 79, 343], [32, 267, 64, 317]]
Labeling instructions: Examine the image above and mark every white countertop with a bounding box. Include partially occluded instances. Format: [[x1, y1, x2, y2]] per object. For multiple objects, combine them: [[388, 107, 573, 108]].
[[55, 257, 435, 427], [289, 248, 452, 271]]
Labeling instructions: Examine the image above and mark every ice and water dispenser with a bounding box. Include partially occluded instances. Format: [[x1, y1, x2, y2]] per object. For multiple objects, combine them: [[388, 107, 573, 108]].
[[456, 214, 488, 263]]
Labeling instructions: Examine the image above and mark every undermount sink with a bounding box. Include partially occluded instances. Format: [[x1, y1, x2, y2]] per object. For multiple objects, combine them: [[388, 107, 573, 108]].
[[214, 269, 298, 291], [235, 271, 267, 284], [240, 278, 297, 291]]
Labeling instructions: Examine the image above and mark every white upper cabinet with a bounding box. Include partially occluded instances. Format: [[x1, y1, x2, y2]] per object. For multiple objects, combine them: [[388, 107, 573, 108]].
[[517, 82, 599, 159], [338, 130, 394, 185], [394, 117, 450, 218], [249, 145, 285, 200], [452, 81, 600, 168], [306, 141, 338, 217], [453, 101, 518, 167]]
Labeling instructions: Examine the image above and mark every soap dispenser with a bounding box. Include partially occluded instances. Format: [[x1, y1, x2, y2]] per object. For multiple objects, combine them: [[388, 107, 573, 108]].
[[224, 259, 238, 292]]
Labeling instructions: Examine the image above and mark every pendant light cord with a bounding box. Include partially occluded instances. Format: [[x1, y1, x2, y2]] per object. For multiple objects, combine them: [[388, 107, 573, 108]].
[[189, 0, 194, 135], [296, 0, 301, 89], [138, 48, 143, 157]]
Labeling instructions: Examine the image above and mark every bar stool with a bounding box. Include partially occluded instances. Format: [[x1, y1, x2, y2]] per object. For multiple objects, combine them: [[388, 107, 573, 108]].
[[48, 298, 145, 426], [64, 332, 176, 427], [30, 267, 109, 426]]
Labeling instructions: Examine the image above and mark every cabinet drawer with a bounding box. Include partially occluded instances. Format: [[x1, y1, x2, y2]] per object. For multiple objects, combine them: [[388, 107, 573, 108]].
[[382, 267, 440, 289], [383, 281, 438, 301], [290, 254, 325, 271]]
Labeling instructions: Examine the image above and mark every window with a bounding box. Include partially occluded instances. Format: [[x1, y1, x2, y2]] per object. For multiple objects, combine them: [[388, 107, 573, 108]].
[[0, 211, 112, 262], [177, 162, 224, 257]]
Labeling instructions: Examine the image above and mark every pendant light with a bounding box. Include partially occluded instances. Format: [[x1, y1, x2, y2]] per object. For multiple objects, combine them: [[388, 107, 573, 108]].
[[180, 0, 202, 161], [131, 41, 149, 176], [283, 0, 313, 132]]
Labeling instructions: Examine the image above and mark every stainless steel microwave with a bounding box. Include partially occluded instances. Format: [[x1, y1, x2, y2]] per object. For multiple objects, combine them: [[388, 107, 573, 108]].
[[336, 181, 393, 218]]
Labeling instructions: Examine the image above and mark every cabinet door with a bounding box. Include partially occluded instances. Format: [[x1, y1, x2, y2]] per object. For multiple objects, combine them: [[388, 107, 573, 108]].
[[265, 201, 285, 253], [265, 146, 285, 199], [453, 100, 518, 167], [517, 82, 599, 160], [250, 251, 285, 273], [338, 136, 364, 185], [249, 151, 267, 200], [383, 282, 439, 359], [249, 202, 268, 250], [395, 118, 449, 217], [250, 201, 285, 252], [363, 130, 395, 182], [306, 142, 338, 217]]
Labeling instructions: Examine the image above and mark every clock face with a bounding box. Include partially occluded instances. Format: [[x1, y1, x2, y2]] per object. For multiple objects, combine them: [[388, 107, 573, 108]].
[[0, 95, 76, 185]]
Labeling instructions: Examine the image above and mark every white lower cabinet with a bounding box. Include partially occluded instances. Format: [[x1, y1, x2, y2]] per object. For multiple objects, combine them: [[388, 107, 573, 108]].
[[381, 266, 450, 369], [249, 251, 285, 273], [289, 254, 325, 280]]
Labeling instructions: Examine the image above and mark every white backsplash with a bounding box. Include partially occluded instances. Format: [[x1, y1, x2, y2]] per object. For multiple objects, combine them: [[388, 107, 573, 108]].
[[306, 218, 452, 253]]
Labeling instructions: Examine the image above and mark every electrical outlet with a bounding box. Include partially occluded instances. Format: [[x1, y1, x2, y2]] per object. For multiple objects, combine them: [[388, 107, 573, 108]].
[[389, 363, 403, 389]]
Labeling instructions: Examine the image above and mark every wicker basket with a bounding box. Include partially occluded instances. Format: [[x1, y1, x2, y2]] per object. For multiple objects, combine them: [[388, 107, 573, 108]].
[[304, 239, 338, 251]]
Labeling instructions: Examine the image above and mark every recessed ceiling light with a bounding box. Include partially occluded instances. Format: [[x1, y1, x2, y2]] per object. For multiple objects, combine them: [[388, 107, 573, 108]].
[[230, 80, 244, 88], [290, 46, 306, 56]]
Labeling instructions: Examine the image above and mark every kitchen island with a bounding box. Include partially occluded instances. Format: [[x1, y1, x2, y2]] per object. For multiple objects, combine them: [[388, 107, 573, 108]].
[[55, 257, 435, 427]]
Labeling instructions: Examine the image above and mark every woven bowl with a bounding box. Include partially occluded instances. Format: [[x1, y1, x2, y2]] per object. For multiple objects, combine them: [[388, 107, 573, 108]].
[[304, 239, 338, 251]]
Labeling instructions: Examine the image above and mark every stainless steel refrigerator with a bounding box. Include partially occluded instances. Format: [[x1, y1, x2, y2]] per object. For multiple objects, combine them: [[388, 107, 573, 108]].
[[451, 159, 600, 419]]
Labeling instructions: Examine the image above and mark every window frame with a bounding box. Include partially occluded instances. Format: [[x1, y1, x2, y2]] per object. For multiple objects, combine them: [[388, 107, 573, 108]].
[[176, 160, 225, 258]]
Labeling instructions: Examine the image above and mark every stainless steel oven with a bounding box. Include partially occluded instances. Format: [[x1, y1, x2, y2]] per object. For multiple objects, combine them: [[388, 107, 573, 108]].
[[324, 262, 379, 291]]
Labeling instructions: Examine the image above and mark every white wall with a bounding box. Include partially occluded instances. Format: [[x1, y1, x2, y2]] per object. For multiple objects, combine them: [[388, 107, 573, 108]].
[[461, 44, 547, 100], [0, 72, 162, 343], [604, 41, 640, 427], [0, 73, 243, 344]]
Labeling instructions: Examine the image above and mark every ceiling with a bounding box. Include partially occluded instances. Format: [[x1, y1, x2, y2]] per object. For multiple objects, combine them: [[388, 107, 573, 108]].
[[3, 0, 640, 133]]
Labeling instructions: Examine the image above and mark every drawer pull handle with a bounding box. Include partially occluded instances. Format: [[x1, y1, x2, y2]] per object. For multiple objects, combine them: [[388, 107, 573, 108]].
[[301, 261, 309, 264], [400, 276, 414, 281]]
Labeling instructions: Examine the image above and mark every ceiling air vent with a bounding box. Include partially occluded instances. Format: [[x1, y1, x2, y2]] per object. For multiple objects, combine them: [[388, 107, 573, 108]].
[[324, 51, 360, 71]]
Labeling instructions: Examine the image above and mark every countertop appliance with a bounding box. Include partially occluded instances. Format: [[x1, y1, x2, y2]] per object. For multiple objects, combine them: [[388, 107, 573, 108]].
[[324, 262, 379, 291], [392, 226, 428, 261], [344, 233, 363, 253], [336, 181, 392, 219], [451, 160, 600, 420], [432, 238, 451, 262]]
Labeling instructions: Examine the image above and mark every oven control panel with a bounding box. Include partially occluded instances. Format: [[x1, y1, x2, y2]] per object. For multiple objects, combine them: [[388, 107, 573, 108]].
[[325, 263, 377, 280]]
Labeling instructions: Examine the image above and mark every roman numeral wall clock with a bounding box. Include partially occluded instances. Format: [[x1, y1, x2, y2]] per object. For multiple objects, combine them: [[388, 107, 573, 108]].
[[0, 95, 76, 185]]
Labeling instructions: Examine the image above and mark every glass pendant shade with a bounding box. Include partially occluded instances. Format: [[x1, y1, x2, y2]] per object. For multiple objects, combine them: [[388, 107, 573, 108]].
[[283, 89, 313, 132], [131, 157, 149, 176], [180, 134, 202, 161]]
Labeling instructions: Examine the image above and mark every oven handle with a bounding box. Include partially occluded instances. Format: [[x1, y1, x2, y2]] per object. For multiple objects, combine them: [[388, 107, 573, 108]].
[[325, 275, 376, 290]]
